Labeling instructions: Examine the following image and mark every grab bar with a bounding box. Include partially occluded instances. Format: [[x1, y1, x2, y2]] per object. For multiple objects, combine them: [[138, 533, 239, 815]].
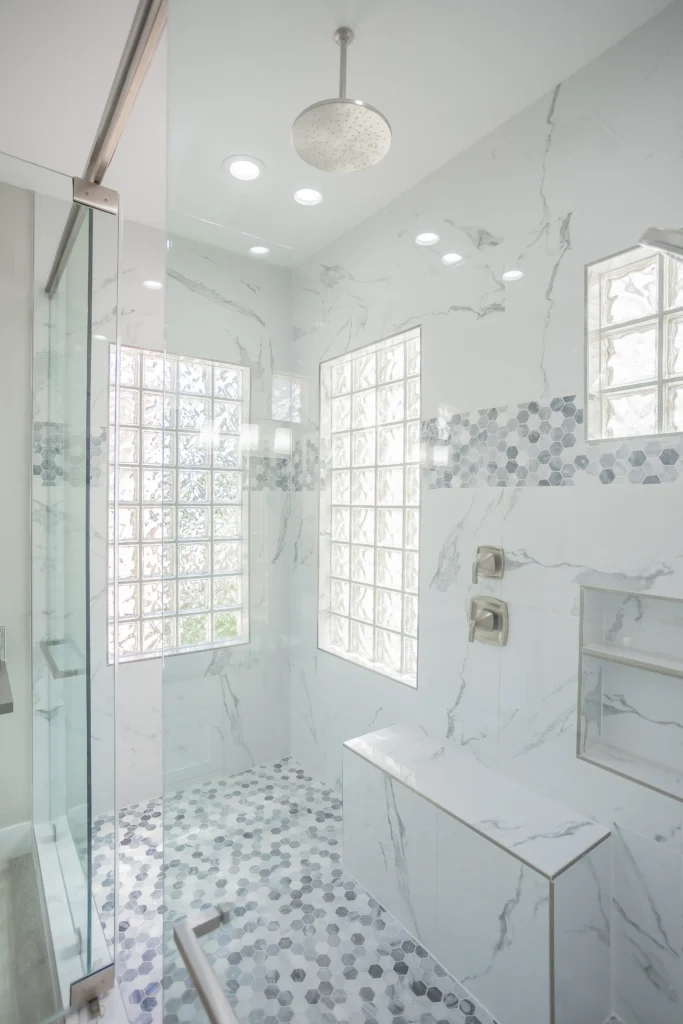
[[0, 660, 13, 715], [173, 904, 239, 1024], [39, 638, 85, 679]]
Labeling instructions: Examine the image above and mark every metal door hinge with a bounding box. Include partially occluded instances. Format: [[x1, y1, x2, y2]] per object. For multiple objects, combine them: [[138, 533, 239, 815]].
[[70, 963, 115, 1012], [73, 178, 119, 215]]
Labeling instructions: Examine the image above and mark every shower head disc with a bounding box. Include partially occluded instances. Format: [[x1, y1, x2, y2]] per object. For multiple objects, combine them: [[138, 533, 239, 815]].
[[292, 98, 392, 174]]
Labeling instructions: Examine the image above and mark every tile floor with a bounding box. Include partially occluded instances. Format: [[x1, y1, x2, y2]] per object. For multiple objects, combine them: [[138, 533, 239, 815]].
[[93, 758, 495, 1024]]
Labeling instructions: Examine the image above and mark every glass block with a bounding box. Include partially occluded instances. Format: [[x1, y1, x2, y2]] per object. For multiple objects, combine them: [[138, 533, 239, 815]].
[[332, 395, 351, 432], [406, 377, 421, 420], [142, 429, 174, 466], [119, 428, 139, 464], [178, 542, 209, 576], [352, 507, 375, 545], [330, 614, 349, 650], [351, 468, 375, 506], [214, 576, 241, 609], [118, 507, 138, 542], [142, 581, 175, 615], [214, 366, 242, 399], [332, 432, 351, 468], [214, 541, 241, 573], [118, 621, 139, 658], [331, 470, 350, 505], [603, 388, 657, 438], [118, 468, 138, 503], [665, 383, 683, 432], [214, 611, 240, 641], [376, 629, 401, 673], [601, 255, 657, 326], [406, 334, 420, 377], [118, 545, 139, 581], [119, 348, 139, 387], [141, 543, 175, 579], [179, 614, 209, 648], [602, 324, 657, 387], [406, 509, 420, 549], [377, 509, 403, 548], [142, 619, 164, 654], [352, 428, 376, 467], [142, 392, 169, 428], [352, 389, 376, 428], [213, 506, 240, 538], [378, 344, 404, 383], [350, 545, 374, 585], [331, 543, 349, 578], [405, 464, 420, 507], [178, 432, 208, 467], [378, 424, 403, 465], [178, 358, 210, 395], [214, 401, 241, 434], [404, 550, 419, 594], [213, 471, 242, 503], [331, 506, 350, 542], [213, 436, 240, 468], [179, 396, 210, 431], [377, 383, 404, 425], [332, 361, 351, 396], [405, 420, 421, 462], [404, 594, 418, 637], [178, 506, 209, 539], [353, 352, 376, 390], [179, 469, 209, 503], [331, 578, 349, 616], [272, 376, 292, 421], [376, 589, 402, 632], [351, 583, 374, 623], [377, 547, 402, 590], [179, 578, 210, 611], [290, 380, 303, 424], [350, 619, 374, 660], [142, 468, 174, 503], [143, 353, 171, 391], [142, 506, 174, 541], [403, 636, 417, 677], [118, 583, 139, 619], [119, 389, 139, 425], [666, 314, 683, 377], [666, 255, 683, 310], [377, 466, 404, 506]]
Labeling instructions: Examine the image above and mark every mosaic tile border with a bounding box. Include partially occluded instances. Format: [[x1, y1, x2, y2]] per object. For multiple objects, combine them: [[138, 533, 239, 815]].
[[33, 421, 107, 487], [422, 396, 683, 488]]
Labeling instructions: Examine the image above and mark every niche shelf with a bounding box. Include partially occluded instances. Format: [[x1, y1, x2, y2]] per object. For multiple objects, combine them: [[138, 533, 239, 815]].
[[577, 586, 683, 802]]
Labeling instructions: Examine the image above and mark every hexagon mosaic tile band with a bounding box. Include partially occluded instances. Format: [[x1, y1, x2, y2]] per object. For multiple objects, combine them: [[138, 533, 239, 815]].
[[94, 760, 496, 1024], [422, 395, 683, 488]]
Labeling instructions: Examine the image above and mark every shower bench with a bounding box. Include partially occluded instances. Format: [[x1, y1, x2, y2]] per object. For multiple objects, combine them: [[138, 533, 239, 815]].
[[343, 725, 612, 1024]]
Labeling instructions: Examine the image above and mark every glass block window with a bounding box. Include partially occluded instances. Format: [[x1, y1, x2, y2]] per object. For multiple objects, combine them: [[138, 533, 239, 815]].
[[586, 248, 683, 439], [108, 345, 250, 661], [272, 374, 303, 423], [318, 328, 421, 687]]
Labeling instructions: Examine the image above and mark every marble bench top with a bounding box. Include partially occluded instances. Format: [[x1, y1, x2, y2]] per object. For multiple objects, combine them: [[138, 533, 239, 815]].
[[344, 724, 610, 879]]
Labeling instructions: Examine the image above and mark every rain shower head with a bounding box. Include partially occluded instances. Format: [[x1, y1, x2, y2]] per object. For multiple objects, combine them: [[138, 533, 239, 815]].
[[292, 27, 391, 174], [639, 226, 683, 260]]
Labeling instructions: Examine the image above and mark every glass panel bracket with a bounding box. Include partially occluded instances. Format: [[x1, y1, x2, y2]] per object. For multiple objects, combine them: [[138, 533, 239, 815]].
[[69, 963, 115, 1015], [73, 177, 119, 215]]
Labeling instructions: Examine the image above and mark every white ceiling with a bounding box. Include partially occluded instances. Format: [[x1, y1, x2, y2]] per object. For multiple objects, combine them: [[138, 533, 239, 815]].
[[0, 0, 674, 264]]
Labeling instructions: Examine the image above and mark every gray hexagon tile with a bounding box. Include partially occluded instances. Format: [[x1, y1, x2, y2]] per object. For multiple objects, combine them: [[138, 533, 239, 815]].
[[93, 760, 496, 1024]]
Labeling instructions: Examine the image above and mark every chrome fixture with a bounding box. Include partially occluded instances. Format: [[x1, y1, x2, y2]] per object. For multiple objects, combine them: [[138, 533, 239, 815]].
[[639, 226, 683, 260], [468, 597, 509, 645], [472, 545, 505, 583], [291, 27, 392, 174]]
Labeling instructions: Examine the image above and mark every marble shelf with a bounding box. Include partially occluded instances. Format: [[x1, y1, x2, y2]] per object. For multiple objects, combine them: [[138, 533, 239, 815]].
[[580, 740, 683, 803], [582, 641, 683, 680]]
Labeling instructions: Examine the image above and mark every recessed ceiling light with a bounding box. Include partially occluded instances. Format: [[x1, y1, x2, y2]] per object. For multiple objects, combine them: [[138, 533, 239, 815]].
[[249, 245, 270, 256], [294, 188, 323, 206], [143, 279, 163, 290], [502, 269, 524, 282], [226, 156, 262, 181], [415, 232, 440, 246], [442, 252, 463, 266]]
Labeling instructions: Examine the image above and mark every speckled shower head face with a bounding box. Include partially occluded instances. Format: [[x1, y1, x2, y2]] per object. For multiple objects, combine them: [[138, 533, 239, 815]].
[[291, 27, 392, 174]]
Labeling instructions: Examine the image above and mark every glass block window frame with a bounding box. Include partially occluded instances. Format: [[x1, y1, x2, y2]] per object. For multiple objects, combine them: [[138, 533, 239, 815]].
[[586, 247, 683, 440], [318, 327, 421, 687], [108, 344, 250, 661]]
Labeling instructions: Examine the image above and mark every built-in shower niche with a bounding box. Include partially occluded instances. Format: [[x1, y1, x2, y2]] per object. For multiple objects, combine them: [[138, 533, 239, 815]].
[[578, 585, 683, 801]]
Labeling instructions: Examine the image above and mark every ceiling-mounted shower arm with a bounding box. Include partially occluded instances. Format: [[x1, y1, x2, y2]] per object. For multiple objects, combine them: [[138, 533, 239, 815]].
[[334, 27, 354, 100]]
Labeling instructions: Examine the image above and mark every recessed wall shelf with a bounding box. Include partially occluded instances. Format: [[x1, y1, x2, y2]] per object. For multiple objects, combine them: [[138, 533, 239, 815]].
[[578, 586, 683, 803]]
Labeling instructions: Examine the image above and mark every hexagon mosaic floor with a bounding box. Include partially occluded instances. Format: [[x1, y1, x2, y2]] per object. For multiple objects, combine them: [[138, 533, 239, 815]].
[[93, 759, 496, 1024]]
